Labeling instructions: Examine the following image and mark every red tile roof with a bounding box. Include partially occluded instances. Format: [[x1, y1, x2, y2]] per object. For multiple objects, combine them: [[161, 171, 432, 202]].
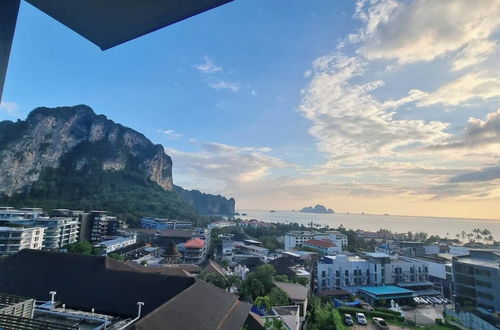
[[184, 238, 206, 249], [304, 239, 336, 248]]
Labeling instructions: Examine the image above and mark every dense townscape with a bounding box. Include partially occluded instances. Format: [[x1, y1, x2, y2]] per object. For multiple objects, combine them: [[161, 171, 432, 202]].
[[0, 207, 498, 329]]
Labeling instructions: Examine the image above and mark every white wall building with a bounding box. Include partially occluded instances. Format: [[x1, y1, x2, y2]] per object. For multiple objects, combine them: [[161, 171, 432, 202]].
[[317, 253, 429, 292], [284, 231, 315, 251], [35, 217, 79, 250], [285, 231, 348, 251], [96, 236, 137, 254], [0, 226, 45, 255]]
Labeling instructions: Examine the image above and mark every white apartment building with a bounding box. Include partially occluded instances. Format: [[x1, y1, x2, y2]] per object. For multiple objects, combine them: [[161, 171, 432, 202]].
[[317, 252, 429, 292], [314, 231, 348, 250], [35, 217, 79, 250], [284, 231, 315, 250], [0, 226, 45, 255], [285, 230, 348, 251]]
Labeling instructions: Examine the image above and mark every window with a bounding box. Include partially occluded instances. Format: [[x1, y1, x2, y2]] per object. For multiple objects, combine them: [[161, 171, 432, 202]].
[[345, 270, 349, 277], [321, 270, 326, 278], [475, 268, 491, 277], [477, 291, 493, 300], [476, 280, 492, 288]]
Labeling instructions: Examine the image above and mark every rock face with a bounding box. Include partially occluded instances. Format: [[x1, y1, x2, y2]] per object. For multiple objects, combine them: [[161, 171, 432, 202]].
[[0, 105, 236, 216], [174, 186, 235, 216], [300, 204, 334, 214], [0, 105, 173, 196]]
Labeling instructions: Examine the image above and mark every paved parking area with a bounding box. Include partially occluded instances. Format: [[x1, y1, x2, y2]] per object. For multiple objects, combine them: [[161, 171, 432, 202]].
[[403, 304, 446, 325]]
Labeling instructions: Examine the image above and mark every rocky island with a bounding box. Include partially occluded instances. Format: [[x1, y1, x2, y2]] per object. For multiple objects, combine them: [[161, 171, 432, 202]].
[[300, 204, 334, 214]]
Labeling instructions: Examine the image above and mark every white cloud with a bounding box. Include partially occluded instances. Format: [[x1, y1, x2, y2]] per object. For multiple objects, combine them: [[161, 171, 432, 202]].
[[300, 54, 450, 161], [194, 56, 222, 74], [389, 72, 500, 107], [158, 129, 182, 139], [355, 0, 500, 66], [208, 80, 240, 92], [165, 141, 287, 191], [0, 101, 19, 117]]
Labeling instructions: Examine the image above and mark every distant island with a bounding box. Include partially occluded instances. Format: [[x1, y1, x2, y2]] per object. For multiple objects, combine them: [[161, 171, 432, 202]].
[[300, 204, 334, 214]]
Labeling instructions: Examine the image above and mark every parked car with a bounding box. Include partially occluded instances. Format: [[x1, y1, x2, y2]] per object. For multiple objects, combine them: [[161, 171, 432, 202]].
[[344, 313, 354, 326], [356, 312, 368, 325], [373, 317, 389, 329]]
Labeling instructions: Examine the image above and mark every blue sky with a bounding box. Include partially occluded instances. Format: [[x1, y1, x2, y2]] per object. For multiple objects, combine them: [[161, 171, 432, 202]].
[[2, 0, 500, 219]]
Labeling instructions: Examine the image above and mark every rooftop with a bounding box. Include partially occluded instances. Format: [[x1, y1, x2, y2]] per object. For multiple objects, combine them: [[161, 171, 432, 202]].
[[303, 239, 336, 248], [97, 236, 135, 247], [184, 238, 206, 249], [273, 282, 308, 301], [359, 286, 414, 296], [365, 252, 391, 258]]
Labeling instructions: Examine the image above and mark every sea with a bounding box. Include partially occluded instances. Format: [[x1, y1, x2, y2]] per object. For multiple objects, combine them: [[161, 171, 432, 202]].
[[237, 210, 500, 240]]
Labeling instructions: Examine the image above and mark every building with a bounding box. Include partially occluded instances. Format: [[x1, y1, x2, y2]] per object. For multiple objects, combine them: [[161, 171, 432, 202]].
[[302, 239, 340, 255], [0, 249, 256, 330], [208, 220, 237, 229], [406, 254, 453, 297], [51, 209, 91, 242], [180, 238, 208, 264], [0, 226, 45, 255], [0, 207, 43, 222], [314, 231, 348, 249], [141, 218, 192, 230], [317, 253, 429, 292], [35, 217, 79, 250], [285, 231, 347, 251], [284, 231, 315, 251], [95, 235, 137, 254], [453, 249, 500, 315], [273, 282, 309, 322], [88, 211, 118, 242], [358, 286, 415, 305]]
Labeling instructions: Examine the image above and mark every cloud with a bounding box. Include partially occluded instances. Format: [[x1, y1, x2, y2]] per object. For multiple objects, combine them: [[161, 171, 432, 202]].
[[355, 0, 500, 67], [158, 129, 182, 139], [449, 166, 500, 183], [165, 141, 287, 191], [0, 101, 19, 117], [208, 80, 240, 92], [426, 109, 500, 150], [387, 72, 500, 107], [194, 56, 222, 74], [300, 53, 450, 161]]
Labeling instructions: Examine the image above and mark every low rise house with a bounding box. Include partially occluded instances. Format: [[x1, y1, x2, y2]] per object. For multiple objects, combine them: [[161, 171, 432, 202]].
[[95, 235, 137, 254]]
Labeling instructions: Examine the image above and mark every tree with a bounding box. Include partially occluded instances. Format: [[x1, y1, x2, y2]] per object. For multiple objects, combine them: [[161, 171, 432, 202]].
[[255, 296, 272, 312], [197, 271, 229, 289], [108, 252, 124, 261], [65, 241, 93, 255], [268, 287, 289, 307], [264, 317, 286, 330]]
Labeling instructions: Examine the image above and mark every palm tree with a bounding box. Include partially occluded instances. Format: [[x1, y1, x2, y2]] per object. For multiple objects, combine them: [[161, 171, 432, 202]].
[[461, 230, 467, 240]]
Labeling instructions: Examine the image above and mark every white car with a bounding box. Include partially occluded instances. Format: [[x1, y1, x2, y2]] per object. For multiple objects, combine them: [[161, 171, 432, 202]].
[[356, 312, 368, 325]]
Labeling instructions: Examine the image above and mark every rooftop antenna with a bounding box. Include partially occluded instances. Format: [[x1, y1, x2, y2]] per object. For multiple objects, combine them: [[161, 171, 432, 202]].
[[49, 291, 56, 304]]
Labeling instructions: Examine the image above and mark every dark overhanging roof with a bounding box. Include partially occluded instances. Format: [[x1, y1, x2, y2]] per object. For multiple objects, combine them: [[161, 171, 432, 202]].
[[24, 0, 234, 50], [0, 0, 234, 102]]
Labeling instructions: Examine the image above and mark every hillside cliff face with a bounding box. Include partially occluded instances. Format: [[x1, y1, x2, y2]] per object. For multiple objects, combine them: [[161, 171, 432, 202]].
[[0, 105, 172, 196], [0, 105, 235, 218], [174, 186, 235, 216]]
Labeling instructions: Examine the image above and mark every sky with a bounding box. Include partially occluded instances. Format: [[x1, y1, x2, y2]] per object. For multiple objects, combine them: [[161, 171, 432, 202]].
[[1, 0, 500, 219]]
